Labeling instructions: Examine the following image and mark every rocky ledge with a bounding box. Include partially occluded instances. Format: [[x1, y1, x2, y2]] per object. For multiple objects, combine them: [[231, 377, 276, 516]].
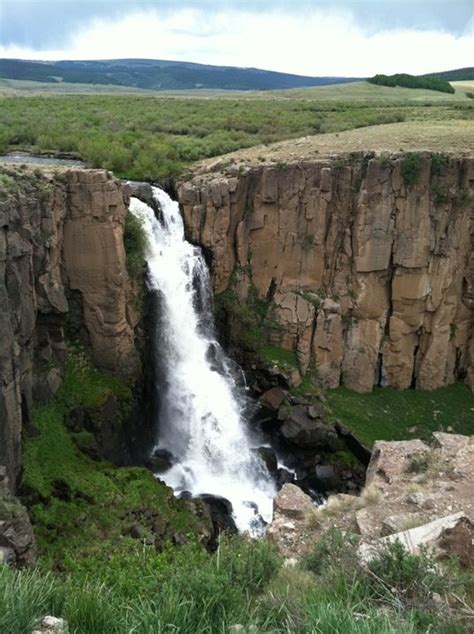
[[268, 432, 473, 569]]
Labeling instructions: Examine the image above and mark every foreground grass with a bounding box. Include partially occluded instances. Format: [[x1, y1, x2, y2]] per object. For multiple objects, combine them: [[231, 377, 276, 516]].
[[327, 384, 474, 446], [1, 528, 470, 634], [0, 91, 472, 180]]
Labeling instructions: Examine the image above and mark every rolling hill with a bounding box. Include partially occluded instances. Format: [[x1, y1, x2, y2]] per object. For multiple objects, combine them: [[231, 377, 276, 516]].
[[0, 58, 360, 91], [423, 67, 474, 81]]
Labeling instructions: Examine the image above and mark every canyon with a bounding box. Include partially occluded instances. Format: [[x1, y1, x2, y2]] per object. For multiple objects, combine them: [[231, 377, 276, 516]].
[[0, 147, 473, 564]]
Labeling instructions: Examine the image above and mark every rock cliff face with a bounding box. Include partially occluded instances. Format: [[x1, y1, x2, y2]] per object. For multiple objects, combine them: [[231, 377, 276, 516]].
[[0, 167, 139, 492], [178, 153, 474, 392]]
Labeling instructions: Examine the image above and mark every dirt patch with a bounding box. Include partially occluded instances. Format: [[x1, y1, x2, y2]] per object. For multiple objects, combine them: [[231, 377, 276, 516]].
[[193, 120, 474, 177], [438, 518, 474, 570]]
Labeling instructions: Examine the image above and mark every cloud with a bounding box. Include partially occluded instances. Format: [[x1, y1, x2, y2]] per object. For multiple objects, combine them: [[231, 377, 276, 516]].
[[0, 6, 472, 76]]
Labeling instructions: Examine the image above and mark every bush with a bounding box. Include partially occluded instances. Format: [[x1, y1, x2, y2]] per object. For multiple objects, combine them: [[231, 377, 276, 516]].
[[366, 539, 469, 619], [401, 153, 422, 187], [302, 526, 360, 577], [123, 210, 147, 278]]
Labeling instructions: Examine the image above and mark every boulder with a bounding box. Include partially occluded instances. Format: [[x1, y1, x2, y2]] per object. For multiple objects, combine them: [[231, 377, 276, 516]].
[[381, 512, 423, 536], [274, 483, 315, 520], [260, 387, 287, 413], [254, 447, 278, 476], [145, 448, 175, 473], [0, 467, 9, 497], [0, 496, 37, 567], [314, 464, 342, 492], [358, 512, 468, 563], [31, 616, 67, 634], [200, 494, 237, 533], [279, 405, 341, 449], [307, 403, 324, 419]]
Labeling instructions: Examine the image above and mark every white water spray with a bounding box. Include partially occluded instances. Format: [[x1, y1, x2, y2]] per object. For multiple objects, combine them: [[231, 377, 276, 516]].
[[129, 187, 275, 534]]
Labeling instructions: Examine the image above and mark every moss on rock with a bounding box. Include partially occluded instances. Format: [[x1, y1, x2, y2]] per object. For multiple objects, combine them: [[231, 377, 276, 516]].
[[22, 345, 211, 569]]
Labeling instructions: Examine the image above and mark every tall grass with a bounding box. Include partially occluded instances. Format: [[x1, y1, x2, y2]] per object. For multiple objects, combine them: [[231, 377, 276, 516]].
[[1, 530, 470, 634]]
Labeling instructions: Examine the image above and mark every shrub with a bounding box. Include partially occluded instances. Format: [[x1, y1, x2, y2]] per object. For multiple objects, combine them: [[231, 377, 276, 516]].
[[123, 211, 147, 278], [457, 189, 473, 207], [216, 534, 281, 592], [368, 540, 443, 609], [432, 184, 449, 206], [401, 153, 422, 187], [430, 153, 449, 174], [302, 527, 360, 577]]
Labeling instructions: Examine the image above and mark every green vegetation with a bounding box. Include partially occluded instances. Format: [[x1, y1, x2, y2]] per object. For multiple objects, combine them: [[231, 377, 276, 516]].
[[0, 92, 472, 179], [261, 345, 297, 369], [430, 152, 449, 173], [1, 526, 471, 633], [432, 183, 449, 206], [368, 73, 455, 94], [326, 384, 474, 447], [424, 67, 474, 82], [123, 211, 147, 278], [23, 346, 202, 565], [401, 152, 422, 187], [215, 273, 281, 352], [0, 58, 360, 92]]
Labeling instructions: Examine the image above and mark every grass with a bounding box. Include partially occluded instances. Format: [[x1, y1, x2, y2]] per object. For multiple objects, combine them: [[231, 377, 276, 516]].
[[261, 345, 298, 369], [22, 346, 203, 566], [307, 483, 384, 526], [1, 528, 471, 634], [326, 384, 474, 447], [0, 85, 472, 180]]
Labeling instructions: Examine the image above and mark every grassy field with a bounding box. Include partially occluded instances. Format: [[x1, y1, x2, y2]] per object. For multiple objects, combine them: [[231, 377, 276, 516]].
[[1, 77, 474, 100], [0, 80, 472, 179], [327, 384, 474, 447]]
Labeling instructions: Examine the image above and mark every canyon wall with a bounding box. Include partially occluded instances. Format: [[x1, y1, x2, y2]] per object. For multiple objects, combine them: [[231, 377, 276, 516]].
[[0, 167, 139, 492], [178, 153, 474, 393]]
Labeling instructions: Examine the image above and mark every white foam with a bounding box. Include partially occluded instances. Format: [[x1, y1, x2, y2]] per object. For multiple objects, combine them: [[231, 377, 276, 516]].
[[129, 188, 275, 534]]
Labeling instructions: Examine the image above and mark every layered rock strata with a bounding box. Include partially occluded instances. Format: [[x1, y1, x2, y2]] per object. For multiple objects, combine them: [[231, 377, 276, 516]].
[[0, 167, 138, 491], [178, 153, 474, 392]]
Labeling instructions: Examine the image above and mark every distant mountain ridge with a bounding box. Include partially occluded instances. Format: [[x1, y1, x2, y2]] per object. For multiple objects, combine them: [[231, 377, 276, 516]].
[[422, 67, 474, 81], [0, 58, 360, 91]]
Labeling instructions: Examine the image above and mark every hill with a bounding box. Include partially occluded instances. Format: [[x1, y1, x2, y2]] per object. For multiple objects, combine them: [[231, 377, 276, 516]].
[[0, 58, 359, 91], [423, 67, 474, 81]]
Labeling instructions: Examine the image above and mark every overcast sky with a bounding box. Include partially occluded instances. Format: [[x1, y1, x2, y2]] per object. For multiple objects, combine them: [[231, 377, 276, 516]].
[[0, 1, 473, 76]]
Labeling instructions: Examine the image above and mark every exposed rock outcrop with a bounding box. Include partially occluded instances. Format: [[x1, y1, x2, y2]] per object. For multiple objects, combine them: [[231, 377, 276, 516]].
[[179, 153, 474, 392], [268, 432, 473, 562], [0, 166, 139, 491], [0, 493, 37, 567]]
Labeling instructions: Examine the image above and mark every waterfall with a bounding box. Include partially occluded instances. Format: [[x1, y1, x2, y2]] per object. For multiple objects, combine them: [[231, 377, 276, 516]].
[[129, 187, 275, 535]]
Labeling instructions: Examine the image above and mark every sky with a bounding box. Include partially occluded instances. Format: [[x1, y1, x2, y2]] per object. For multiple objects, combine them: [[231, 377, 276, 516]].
[[0, 1, 473, 76]]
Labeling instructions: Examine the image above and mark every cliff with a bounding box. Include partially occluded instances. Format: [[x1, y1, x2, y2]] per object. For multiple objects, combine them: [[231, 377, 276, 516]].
[[178, 152, 474, 393], [0, 166, 139, 492]]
